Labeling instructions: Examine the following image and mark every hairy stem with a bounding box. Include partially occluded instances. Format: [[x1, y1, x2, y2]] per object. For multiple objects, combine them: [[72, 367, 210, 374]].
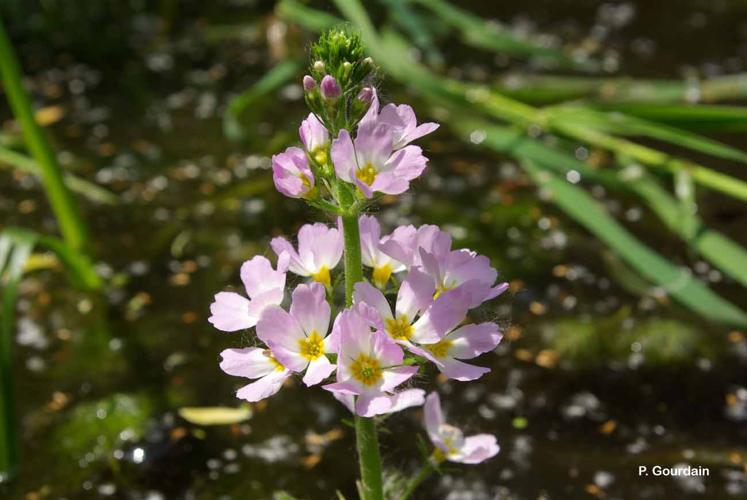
[[400, 454, 438, 499], [340, 192, 383, 500]]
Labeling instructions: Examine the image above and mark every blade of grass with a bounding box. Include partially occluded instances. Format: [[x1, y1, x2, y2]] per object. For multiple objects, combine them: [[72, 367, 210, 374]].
[[223, 59, 301, 142], [521, 160, 747, 327], [590, 103, 747, 132], [546, 106, 747, 163], [495, 73, 747, 105], [379, 0, 443, 67], [0, 145, 118, 205], [275, 0, 340, 33], [410, 0, 585, 68], [465, 124, 747, 290], [0, 16, 91, 252], [0, 229, 35, 481]]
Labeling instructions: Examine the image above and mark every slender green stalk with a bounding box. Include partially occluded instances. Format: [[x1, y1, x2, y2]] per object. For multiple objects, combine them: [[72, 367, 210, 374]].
[[340, 198, 384, 500], [0, 17, 90, 252], [400, 455, 437, 499]]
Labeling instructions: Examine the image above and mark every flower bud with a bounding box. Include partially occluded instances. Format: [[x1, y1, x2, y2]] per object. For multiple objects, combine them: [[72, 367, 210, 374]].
[[303, 75, 316, 91], [320, 75, 341, 100], [313, 60, 325, 73], [363, 57, 374, 66], [358, 86, 373, 104]]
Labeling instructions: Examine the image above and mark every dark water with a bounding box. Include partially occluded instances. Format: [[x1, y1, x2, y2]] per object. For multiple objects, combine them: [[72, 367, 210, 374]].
[[2, 1, 747, 498]]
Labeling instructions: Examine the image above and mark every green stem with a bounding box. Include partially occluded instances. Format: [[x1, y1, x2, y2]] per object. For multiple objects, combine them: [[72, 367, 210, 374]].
[[339, 191, 383, 500], [0, 17, 90, 253], [400, 455, 437, 500]]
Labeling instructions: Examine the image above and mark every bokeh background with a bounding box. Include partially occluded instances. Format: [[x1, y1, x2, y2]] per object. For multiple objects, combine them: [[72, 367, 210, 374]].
[[2, 1, 747, 498]]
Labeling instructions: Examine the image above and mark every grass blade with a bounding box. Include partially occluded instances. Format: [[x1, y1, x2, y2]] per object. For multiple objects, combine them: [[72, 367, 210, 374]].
[[0, 16, 91, 252], [521, 160, 747, 327], [591, 103, 747, 132], [223, 59, 301, 142], [546, 106, 747, 163], [0, 145, 118, 205], [466, 124, 747, 291], [0, 229, 35, 481]]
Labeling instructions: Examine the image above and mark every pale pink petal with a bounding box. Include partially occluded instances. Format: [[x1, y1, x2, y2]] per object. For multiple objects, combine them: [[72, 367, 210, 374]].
[[323, 379, 361, 396], [380, 225, 418, 267], [395, 268, 435, 320], [380, 365, 418, 392], [256, 306, 304, 354], [424, 392, 444, 441], [447, 323, 502, 360], [355, 122, 393, 168], [387, 388, 426, 412], [240, 255, 286, 299], [270, 237, 309, 276], [354, 282, 394, 322], [331, 129, 357, 182], [290, 282, 330, 337], [358, 87, 379, 128], [359, 215, 381, 268], [371, 330, 405, 367], [219, 347, 275, 379], [439, 358, 490, 381], [245, 289, 284, 323], [302, 356, 336, 386], [452, 435, 500, 464], [208, 292, 253, 332], [235, 369, 290, 402], [299, 113, 329, 152]]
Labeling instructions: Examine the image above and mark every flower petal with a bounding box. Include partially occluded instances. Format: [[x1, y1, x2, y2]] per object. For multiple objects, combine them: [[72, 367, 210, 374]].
[[208, 292, 253, 332], [331, 129, 357, 182], [447, 322, 502, 360], [354, 281, 393, 322], [424, 392, 444, 443], [452, 435, 500, 464], [395, 268, 435, 321], [235, 369, 290, 402], [380, 365, 418, 392], [219, 347, 275, 379], [241, 255, 287, 299], [439, 358, 490, 381], [290, 282, 330, 337], [302, 356, 336, 386]]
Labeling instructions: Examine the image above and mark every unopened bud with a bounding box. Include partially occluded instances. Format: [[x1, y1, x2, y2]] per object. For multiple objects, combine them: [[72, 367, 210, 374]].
[[313, 60, 325, 73], [303, 75, 316, 91], [363, 57, 374, 66], [320, 75, 341, 100], [358, 86, 373, 104]]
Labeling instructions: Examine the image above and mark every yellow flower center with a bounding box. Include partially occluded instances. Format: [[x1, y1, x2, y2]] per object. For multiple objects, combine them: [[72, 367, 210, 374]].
[[372, 263, 392, 288], [385, 315, 413, 341], [299, 173, 312, 188], [311, 266, 331, 288], [425, 339, 453, 358], [264, 350, 285, 371], [298, 330, 325, 361], [356, 162, 377, 185], [350, 354, 383, 386], [313, 148, 328, 166], [433, 283, 453, 299], [432, 447, 447, 463]]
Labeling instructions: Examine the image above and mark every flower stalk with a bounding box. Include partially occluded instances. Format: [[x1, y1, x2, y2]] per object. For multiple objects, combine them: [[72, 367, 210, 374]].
[[340, 190, 384, 500]]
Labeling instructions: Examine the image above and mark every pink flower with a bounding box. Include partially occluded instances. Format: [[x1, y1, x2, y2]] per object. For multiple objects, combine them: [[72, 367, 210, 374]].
[[299, 113, 330, 165], [272, 147, 315, 199], [323, 306, 419, 417], [424, 392, 499, 464], [353, 269, 434, 343], [381, 223, 507, 307], [270, 223, 343, 288], [380, 224, 452, 269], [420, 248, 508, 307], [219, 347, 291, 402], [359, 215, 405, 288], [208, 254, 289, 332], [407, 288, 502, 381], [331, 122, 429, 198], [333, 388, 425, 415], [360, 90, 439, 149], [256, 283, 337, 387]]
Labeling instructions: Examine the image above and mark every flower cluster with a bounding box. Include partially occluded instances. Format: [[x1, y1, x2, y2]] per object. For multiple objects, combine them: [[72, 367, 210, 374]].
[[209, 216, 506, 413], [209, 29, 505, 477]]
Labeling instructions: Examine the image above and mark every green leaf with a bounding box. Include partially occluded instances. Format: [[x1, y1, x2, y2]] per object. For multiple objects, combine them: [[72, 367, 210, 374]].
[[591, 103, 747, 132], [276, 0, 340, 33], [546, 106, 747, 163], [178, 406, 252, 426], [522, 160, 747, 327], [223, 60, 301, 142]]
